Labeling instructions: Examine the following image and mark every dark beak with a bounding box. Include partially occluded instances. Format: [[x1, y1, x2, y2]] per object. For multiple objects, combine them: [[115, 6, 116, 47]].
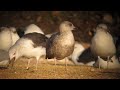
[[9, 57, 15, 68], [72, 26, 78, 30], [89, 29, 96, 36]]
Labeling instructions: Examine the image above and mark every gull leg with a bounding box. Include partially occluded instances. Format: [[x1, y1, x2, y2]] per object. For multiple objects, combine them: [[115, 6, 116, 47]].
[[65, 58, 68, 78], [65, 58, 68, 71], [26, 58, 31, 70], [46, 58, 48, 63], [98, 56, 101, 69], [10, 57, 16, 68], [54, 57, 56, 77], [107, 56, 110, 69], [35, 59, 39, 70], [54, 58, 56, 66], [35, 57, 40, 70]]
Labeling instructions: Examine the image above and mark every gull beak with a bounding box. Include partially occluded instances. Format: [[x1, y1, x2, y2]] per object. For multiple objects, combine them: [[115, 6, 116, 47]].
[[72, 26, 77, 30]]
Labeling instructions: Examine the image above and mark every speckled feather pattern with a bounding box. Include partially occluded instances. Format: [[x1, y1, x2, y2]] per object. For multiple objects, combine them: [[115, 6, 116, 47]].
[[46, 31, 75, 60]]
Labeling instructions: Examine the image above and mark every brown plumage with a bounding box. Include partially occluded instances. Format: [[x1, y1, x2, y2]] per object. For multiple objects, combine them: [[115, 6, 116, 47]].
[[46, 21, 75, 61], [46, 32, 75, 60]]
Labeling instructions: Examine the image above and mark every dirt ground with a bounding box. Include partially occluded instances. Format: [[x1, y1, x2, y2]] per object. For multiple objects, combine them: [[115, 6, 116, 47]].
[[0, 58, 120, 79]]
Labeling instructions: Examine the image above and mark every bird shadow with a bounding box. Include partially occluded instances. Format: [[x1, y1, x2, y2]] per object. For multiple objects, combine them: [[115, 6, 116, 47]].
[[48, 63, 75, 66], [0, 67, 8, 69], [16, 27, 25, 38], [101, 71, 120, 74]]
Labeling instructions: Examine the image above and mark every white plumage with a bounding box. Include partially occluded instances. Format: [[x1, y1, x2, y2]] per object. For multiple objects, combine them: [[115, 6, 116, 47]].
[[0, 50, 9, 68], [46, 33, 53, 38], [68, 42, 85, 64], [0, 27, 20, 51], [93, 55, 120, 69], [91, 24, 116, 57], [25, 24, 44, 35], [0, 27, 12, 51], [9, 27, 20, 45], [9, 33, 47, 70], [91, 24, 116, 69]]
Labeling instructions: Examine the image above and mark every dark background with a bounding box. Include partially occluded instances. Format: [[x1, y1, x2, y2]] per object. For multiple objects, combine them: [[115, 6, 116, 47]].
[[0, 11, 120, 43]]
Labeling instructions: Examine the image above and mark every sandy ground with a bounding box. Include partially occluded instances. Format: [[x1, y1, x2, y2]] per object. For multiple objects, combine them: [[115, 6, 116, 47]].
[[0, 58, 120, 79]]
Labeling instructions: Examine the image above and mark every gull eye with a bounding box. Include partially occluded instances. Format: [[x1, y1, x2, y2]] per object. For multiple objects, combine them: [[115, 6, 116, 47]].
[[68, 23, 72, 26], [13, 31, 17, 33]]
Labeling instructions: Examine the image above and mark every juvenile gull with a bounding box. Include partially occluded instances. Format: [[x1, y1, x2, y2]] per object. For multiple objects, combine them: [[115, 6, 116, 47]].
[[91, 24, 116, 69], [46, 21, 75, 69]]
